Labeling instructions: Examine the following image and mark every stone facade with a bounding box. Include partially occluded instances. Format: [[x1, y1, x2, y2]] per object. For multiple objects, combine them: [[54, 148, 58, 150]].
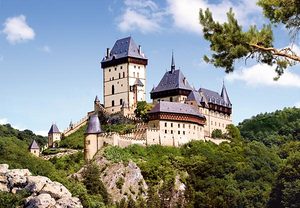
[[101, 37, 147, 115]]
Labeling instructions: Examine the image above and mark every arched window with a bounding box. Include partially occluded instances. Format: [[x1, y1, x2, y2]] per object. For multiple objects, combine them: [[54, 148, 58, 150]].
[[112, 85, 115, 95]]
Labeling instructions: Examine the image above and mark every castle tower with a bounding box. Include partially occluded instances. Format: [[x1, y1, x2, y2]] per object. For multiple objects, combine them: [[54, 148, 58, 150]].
[[29, 140, 40, 157], [84, 114, 102, 161], [48, 124, 61, 148], [101, 37, 148, 114]]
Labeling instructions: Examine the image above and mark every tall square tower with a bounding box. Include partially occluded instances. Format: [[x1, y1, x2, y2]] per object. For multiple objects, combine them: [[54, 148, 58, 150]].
[[101, 37, 148, 114]]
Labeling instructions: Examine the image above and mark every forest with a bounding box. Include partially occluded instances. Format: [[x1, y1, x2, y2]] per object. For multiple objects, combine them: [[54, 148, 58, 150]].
[[1, 107, 300, 207]]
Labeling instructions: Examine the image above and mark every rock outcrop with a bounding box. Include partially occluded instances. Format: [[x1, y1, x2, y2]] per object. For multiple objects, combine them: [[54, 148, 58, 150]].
[[0, 164, 82, 208], [72, 154, 148, 203]]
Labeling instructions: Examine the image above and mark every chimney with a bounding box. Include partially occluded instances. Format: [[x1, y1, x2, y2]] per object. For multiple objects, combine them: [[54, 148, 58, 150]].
[[138, 45, 141, 54], [106, 48, 110, 58]]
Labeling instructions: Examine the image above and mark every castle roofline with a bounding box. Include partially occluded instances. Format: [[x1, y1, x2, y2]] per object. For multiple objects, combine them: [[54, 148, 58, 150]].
[[48, 124, 60, 134]]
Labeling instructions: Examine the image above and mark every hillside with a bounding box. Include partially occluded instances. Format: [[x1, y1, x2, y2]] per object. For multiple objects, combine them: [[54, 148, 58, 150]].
[[238, 107, 300, 146]]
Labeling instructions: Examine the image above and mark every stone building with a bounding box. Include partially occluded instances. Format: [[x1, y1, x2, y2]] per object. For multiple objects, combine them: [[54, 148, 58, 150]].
[[101, 37, 148, 115], [48, 124, 61, 148], [29, 140, 40, 157], [152, 54, 233, 137]]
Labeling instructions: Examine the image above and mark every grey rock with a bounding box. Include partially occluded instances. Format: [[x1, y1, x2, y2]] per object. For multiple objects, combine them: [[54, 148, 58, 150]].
[[25, 193, 56, 208], [39, 181, 72, 199], [6, 168, 31, 188]]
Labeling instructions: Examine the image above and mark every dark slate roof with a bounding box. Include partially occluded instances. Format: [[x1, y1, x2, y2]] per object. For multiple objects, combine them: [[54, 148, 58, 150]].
[[134, 78, 144, 86], [151, 70, 193, 93], [48, 124, 60, 134], [149, 101, 205, 119], [186, 90, 202, 106], [199, 88, 232, 107], [86, 114, 102, 134], [29, 140, 39, 149], [221, 84, 231, 105], [102, 37, 146, 62]]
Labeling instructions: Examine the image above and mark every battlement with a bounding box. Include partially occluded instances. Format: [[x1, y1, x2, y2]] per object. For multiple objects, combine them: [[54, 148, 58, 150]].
[[63, 115, 88, 137]]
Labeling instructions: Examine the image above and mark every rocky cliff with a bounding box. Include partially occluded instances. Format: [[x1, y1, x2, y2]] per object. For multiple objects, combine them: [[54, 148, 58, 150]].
[[0, 164, 82, 208]]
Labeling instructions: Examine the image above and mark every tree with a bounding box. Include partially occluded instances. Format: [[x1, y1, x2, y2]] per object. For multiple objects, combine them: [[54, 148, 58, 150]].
[[199, 1, 300, 78], [134, 101, 153, 122], [211, 129, 223, 138]]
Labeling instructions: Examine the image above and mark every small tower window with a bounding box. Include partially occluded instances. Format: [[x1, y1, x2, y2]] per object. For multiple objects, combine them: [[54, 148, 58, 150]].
[[120, 66, 123, 69], [112, 100, 115, 107], [119, 73, 121, 79], [170, 97, 173, 102], [120, 99, 123, 105], [123, 72, 125, 78], [112, 85, 115, 95], [115, 67, 117, 71]]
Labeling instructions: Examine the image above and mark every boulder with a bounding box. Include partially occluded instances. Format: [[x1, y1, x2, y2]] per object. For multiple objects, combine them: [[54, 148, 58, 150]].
[[25, 193, 56, 208], [25, 176, 52, 193], [6, 168, 31, 188], [0, 164, 9, 174], [40, 181, 72, 199], [55, 197, 83, 208], [0, 182, 9, 192]]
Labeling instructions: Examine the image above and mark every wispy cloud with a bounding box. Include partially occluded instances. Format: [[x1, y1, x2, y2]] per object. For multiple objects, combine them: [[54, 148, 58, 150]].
[[40, 45, 51, 53], [166, 0, 261, 34], [2, 15, 35, 44], [0, 118, 8, 125], [226, 63, 300, 88], [118, 0, 164, 33]]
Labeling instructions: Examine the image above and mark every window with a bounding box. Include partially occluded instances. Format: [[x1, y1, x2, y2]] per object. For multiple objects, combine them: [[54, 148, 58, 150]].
[[178, 124, 180, 128], [183, 124, 185, 128], [178, 131, 180, 134], [138, 66, 140, 69], [171, 130, 173, 134], [171, 123, 173, 127], [109, 69, 111, 72], [120, 66, 123, 69], [183, 131, 185, 135], [112, 85, 115, 94], [165, 130, 167, 133], [123, 72, 125, 78], [115, 67, 117, 71], [170, 97, 173, 102], [134, 65, 136, 68], [119, 73, 121, 79], [87, 140, 90, 145], [112, 100, 115, 107], [120, 99, 123, 105], [112, 77, 114, 80], [165, 122, 167, 127]]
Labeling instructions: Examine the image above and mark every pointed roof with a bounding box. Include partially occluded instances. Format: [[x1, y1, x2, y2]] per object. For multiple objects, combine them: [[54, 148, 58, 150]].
[[221, 83, 231, 105], [29, 140, 39, 150], [149, 101, 205, 119], [86, 114, 102, 134], [94, 95, 100, 103], [151, 69, 193, 93], [171, 51, 175, 72], [134, 78, 144, 86], [102, 37, 146, 63], [199, 87, 232, 108], [186, 90, 202, 106], [48, 124, 60, 134]]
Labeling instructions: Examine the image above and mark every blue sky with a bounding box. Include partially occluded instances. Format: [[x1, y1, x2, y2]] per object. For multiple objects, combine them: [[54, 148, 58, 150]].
[[1, 0, 300, 136]]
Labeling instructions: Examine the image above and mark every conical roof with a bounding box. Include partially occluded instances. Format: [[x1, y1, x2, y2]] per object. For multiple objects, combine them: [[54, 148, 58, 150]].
[[86, 114, 102, 134], [29, 140, 39, 150], [221, 83, 231, 106], [48, 124, 60, 134]]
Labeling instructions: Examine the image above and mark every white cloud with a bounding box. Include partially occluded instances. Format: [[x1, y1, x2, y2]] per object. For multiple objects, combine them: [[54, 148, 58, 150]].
[[166, 0, 261, 34], [294, 101, 300, 108], [2, 15, 35, 44], [226, 63, 300, 88], [41, 45, 51, 53], [0, 118, 8, 125], [118, 0, 164, 33]]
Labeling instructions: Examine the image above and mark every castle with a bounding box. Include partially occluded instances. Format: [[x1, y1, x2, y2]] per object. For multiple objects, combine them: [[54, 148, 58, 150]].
[[83, 37, 232, 161]]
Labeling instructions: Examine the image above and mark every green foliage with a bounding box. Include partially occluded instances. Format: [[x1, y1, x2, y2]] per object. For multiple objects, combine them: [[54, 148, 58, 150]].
[[238, 107, 300, 146], [102, 124, 135, 135], [0, 190, 30, 208], [134, 101, 153, 122], [50, 151, 84, 175], [83, 163, 111, 205], [60, 124, 87, 149], [199, 6, 296, 77], [211, 129, 223, 138], [42, 148, 66, 155], [268, 152, 300, 208]]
